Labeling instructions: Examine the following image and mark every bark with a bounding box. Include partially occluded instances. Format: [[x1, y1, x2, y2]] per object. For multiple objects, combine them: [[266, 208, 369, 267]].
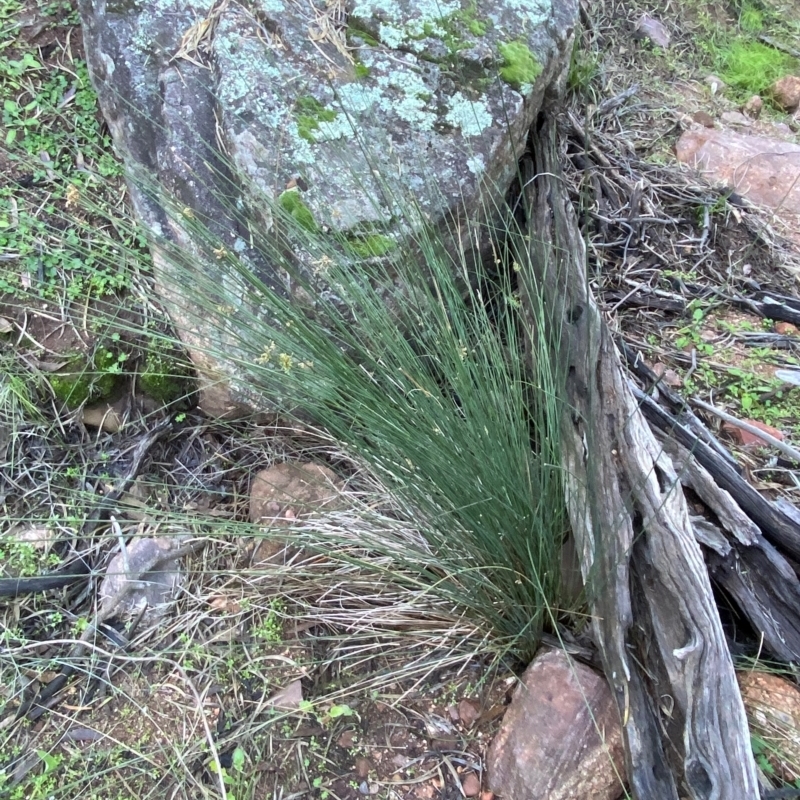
[[521, 114, 759, 798]]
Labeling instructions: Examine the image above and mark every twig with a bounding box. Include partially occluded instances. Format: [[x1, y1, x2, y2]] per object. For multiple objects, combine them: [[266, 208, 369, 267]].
[[692, 397, 800, 464]]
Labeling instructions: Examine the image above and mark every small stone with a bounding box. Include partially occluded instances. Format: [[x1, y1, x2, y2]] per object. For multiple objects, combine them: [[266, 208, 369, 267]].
[[652, 363, 682, 388], [771, 75, 800, 112], [457, 698, 481, 728], [635, 14, 670, 48], [743, 95, 763, 119], [722, 419, 784, 447], [704, 74, 726, 94], [776, 322, 798, 335], [266, 679, 303, 711], [82, 401, 124, 432], [720, 110, 752, 126], [355, 757, 372, 780], [461, 773, 481, 797], [337, 730, 357, 748], [692, 110, 715, 128]]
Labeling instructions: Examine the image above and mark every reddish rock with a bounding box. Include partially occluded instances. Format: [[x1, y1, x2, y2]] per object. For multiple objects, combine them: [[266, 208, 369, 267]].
[[461, 773, 481, 797], [738, 670, 800, 781], [354, 757, 372, 780], [487, 648, 626, 800], [676, 128, 800, 249], [722, 419, 784, 447], [247, 461, 344, 563], [692, 110, 715, 128], [776, 322, 798, 335], [771, 75, 800, 112], [743, 95, 763, 118], [457, 698, 481, 728], [652, 362, 682, 387], [250, 462, 343, 524]]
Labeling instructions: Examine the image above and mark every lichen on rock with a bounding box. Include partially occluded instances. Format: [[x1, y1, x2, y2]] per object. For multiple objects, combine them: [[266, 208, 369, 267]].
[[77, 0, 579, 415]]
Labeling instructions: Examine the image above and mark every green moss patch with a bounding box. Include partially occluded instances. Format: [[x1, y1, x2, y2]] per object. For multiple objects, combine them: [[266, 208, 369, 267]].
[[139, 340, 194, 404], [294, 95, 338, 143], [49, 348, 121, 407], [278, 190, 317, 233], [345, 233, 397, 259], [718, 39, 798, 96], [498, 40, 542, 90]]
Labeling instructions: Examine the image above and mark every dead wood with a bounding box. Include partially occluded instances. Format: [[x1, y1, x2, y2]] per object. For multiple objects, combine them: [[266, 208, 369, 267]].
[[521, 114, 759, 798], [635, 388, 800, 562], [663, 437, 800, 662]]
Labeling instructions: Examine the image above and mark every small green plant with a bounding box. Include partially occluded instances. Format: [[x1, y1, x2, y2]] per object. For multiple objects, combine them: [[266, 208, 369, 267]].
[[208, 747, 247, 800], [253, 598, 285, 643], [0, 750, 62, 800]]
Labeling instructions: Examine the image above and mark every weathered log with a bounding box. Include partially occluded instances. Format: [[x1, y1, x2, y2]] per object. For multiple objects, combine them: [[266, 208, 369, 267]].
[[521, 115, 758, 798], [663, 437, 800, 663]]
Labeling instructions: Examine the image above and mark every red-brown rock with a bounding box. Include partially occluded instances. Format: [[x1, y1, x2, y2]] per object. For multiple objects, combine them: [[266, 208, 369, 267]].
[[247, 462, 344, 563], [771, 75, 800, 112], [487, 648, 626, 800], [461, 773, 481, 797], [676, 128, 800, 249], [738, 670, 800, 781], [722, 419, 784, 447], [692, 110, 716, 128], [250, 462, 343, 524]]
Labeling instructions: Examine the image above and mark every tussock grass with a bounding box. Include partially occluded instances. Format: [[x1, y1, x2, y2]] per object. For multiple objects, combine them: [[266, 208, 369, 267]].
[[0, 40, 587, 796]]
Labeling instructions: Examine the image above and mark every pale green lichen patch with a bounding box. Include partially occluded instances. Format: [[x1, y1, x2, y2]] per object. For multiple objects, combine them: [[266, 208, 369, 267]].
[[445, 92, 492, 136], [498, 40, 542, 89]]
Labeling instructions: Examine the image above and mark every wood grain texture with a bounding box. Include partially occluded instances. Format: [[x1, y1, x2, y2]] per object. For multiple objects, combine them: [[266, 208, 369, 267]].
[[521, 116, 758, 799]]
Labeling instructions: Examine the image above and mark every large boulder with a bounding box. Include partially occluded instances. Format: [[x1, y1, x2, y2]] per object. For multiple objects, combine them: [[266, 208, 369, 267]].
[[78, 0, 579, 415]]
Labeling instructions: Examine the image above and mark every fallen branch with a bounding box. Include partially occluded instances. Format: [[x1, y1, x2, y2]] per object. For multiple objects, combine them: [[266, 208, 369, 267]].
[[522, 115, 759, 798]]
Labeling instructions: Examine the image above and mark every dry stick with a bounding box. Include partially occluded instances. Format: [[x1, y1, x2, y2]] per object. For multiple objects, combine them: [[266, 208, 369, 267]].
[[691, 397, 800, 464], [19, 536, 207, 724], [5, 636, 226, 799], [524, 117, 758, 798]]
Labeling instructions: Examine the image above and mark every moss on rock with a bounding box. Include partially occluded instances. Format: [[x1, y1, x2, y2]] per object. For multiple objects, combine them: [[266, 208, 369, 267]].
[[345, 233, 397, 258], [49, 348, 120, 407], [499, 40, 542, 89], [278, 189, 318, 232], [139, 340, 194, 404]]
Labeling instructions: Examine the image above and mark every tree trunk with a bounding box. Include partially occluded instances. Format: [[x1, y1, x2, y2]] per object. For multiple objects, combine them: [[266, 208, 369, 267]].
[[521, 113, 759, 799]]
